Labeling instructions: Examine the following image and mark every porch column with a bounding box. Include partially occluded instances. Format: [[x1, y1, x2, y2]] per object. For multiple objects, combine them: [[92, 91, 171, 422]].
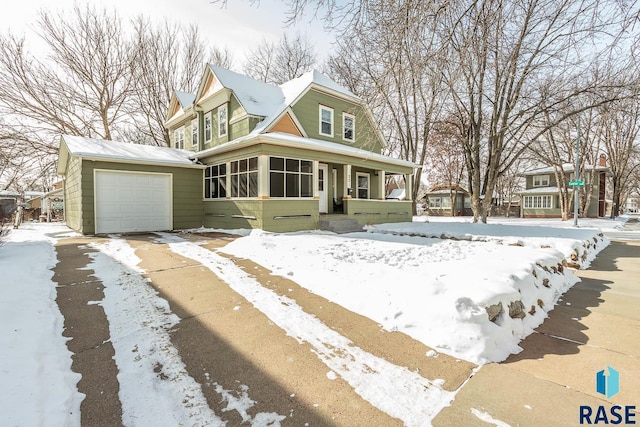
[[313, 160, 320, 199], [377, 170, 385, 199], [258, 155, 269, 199], [343, 164, 352, 199], [405, 173, 413, 200]]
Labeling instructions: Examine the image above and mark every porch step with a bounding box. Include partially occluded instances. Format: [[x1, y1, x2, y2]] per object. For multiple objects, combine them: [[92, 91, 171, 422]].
[[319, 218, 364, 234]]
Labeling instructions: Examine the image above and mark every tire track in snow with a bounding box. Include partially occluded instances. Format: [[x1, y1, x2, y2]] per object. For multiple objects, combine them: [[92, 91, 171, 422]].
[[88, 237, 285, 427], [156, 233, 457, 426]]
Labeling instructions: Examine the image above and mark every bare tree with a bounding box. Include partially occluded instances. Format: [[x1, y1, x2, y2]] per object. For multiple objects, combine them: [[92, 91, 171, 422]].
[[244, 32, 316, 84], [131, 19, 212, 146], [0, 5, 136, 144], [598, 96, 640, 217], [439, 0, 635, 222], [326, 2, 448, 213]]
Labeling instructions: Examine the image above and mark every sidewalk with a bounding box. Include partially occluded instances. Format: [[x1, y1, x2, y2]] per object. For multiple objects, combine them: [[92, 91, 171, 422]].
[[433, 240, 640, 426]]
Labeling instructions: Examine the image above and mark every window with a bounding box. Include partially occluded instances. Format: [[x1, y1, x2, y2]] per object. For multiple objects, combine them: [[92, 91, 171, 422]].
[[319, 106, 333, 137], [524, 195, 553, 209], [343, 112, 355, 142], [269, 157, 313, 198], [356, 172, 369, 199], [533, 175, 549, 187], [429, 197, 442, 208], [204, 113, 212, 143], [218, 104, 228, 138], [230, 157, 258, 198], [174, 127, 185, 149], [204, 163, 227, 199], [191, 121, 199, 147], [442, 196, 451, 208]]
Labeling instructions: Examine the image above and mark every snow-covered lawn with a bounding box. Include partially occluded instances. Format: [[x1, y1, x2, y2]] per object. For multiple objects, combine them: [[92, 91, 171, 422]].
[[0, 216, 620, 425], [220, 217, 612, 364]]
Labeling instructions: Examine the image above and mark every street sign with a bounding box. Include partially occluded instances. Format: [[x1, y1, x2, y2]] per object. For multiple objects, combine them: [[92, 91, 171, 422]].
[[569, 180, 585, 186]]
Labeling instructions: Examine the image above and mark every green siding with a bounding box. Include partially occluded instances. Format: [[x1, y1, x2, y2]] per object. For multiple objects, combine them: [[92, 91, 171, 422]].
[[344, 199, 412, 225], [79, 160, 203, 234], [291, 89, 384, 153], [202, 96, 249, 149], [63, 155, 83, 232], [204, 199, 318, 232]]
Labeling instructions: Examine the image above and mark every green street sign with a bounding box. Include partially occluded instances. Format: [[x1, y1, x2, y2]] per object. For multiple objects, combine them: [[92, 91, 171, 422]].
[[568, 180, 585, 186]]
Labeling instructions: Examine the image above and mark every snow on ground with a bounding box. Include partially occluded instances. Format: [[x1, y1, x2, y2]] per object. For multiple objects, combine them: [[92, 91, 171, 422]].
[[86, 236, 285, 427], [156, 232, 456, 426], [220, 218, 609, 364], [0, 222, 83, 427]]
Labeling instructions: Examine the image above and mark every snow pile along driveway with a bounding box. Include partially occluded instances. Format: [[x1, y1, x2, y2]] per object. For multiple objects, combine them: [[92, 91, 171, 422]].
[[221, 222, 608, 364]]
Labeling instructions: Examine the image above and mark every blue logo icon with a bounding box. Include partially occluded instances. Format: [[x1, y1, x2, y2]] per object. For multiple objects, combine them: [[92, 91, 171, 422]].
[[596, 366, 620, 399]]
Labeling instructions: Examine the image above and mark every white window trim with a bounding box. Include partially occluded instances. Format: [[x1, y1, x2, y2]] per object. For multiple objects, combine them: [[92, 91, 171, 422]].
[[204, 113, 212, 143], [319, 105, 334, 137], [524, 195, 553, 209], [533, 174, 550, 187], [218, 104, 228, 138], [342, 112, 355, 142], [174, 127, 185, 150], [191, 121, 199, 147], [356, 172, 370, 199]]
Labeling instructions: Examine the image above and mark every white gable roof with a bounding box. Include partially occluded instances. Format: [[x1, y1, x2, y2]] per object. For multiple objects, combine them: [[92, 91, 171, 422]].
[[59, 135, 198, 169]]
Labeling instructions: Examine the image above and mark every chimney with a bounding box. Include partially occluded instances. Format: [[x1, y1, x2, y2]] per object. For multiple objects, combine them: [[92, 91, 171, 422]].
[[599, 154, 606, 167]]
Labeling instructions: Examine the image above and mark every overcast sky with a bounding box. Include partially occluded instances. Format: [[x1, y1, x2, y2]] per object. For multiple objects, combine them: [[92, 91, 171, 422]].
[[0, 0, 335, 69]]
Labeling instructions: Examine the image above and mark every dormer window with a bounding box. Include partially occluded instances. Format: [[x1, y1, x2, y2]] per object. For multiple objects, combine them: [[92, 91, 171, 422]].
[[533, 175, 549, 187], [319, 105, 333, 137], [218, 104, 228, 138], [343, 112, 355, 142]]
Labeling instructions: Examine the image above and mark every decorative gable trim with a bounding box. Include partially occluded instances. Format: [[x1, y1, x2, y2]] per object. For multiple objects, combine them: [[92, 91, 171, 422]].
[[265, 108, 307, 137]]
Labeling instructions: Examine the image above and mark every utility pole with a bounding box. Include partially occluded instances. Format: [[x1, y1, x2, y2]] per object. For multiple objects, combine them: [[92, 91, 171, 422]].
[[573, 116, 580, 227]]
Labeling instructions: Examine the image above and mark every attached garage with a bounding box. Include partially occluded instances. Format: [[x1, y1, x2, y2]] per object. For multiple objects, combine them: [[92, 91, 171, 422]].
[[94, 170, 172, 234], [58, 135, 204, 235]]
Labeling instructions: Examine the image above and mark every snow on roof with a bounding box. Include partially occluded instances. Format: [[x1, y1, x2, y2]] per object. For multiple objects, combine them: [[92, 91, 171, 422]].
[[523, 163, 608, 175], [208, 65, 361, 136], [175, 90, 196, 109], [193, 132, 418, 170], [386, 188, 406, 199], [208, 65, 284, 118], [61, 135, 197, 166], [519, 186, 561, 194], [0, 190, 20, 197]]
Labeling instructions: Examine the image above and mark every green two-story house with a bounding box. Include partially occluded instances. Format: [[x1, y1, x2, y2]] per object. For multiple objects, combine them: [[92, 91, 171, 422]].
[[519, 158, 608, 218], [57, 65, 417, 234]]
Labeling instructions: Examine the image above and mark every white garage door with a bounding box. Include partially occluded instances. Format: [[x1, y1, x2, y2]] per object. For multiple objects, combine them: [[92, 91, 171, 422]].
[[95, 170, 172, 234]]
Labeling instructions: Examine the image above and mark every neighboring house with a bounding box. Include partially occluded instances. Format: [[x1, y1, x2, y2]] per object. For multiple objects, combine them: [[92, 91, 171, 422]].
[[58, 65, 417, 234], [26, 182, 65, 221], [424, 185, 472, 216], [0, 190, 20, 221], [625, 196, 639, 214], [519, 158, 608, 218]]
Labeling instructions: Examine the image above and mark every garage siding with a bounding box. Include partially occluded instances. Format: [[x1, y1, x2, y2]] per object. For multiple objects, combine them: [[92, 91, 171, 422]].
[[63, 155, 83, 232], [81, 161, 203, 234]]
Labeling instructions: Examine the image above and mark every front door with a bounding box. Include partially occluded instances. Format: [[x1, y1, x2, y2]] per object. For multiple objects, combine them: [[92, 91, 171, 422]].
[[319, 163, 328, 213]]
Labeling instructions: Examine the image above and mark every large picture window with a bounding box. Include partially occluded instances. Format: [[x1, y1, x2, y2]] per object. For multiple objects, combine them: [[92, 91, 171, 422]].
[[319, 106, 333, 137], [524, 195, 553, 209], [204, 163, 227, 199], [230, 157, 258, 198], [356, 172, 369, 199], [269, 157, 313, 198]]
